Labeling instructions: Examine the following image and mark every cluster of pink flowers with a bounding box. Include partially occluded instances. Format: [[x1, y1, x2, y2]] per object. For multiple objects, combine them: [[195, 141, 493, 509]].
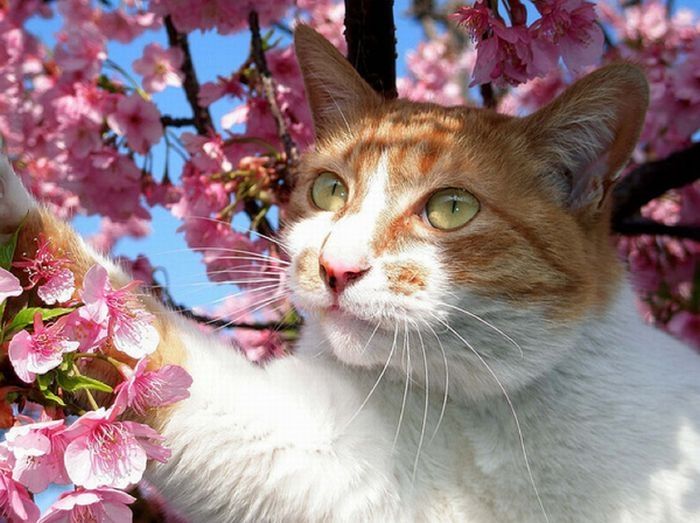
[[0, 231, 192, 521], [453, 0, 603, 86]]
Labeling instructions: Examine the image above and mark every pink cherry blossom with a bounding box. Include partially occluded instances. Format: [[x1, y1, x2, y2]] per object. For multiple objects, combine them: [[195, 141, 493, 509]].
[[13, 234, 75, 305], [8, 314, 80, 384], [114, 358, 192, 416], [79, 264, 159, 359], [98, 9, 158, 44], [667, 310, 700, 347], [453, 1, 492, 39], [199, 75, 243, 106], [532, 0, 604, 71], [61, 405, 170, 490], [38, 488, 135, 523], [60, 308, 108, 353], [106, 94, 163, 154], [133, 43, 184, 93], [5, 419, 70, 493], [0, 267, 22, 302], [0, 445, 40, 523]]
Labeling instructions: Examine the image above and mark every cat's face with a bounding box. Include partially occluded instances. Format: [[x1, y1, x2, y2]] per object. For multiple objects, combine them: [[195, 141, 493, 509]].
[[284, 26, 648, 400]]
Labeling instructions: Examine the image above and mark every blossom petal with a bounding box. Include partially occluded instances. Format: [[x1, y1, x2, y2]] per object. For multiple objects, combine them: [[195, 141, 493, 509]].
[[112, 318, 159, 358], [38, 268, 75, 305], [0, 267, 22, 302]]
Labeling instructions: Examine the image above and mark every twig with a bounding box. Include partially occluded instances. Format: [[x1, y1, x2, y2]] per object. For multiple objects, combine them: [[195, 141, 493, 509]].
[[174, 306, 301, 331], [612, 142, 700, 225], [613, 219, 700, 241], [161, 116, 196, 128], [157, 280, 300, 331], [248, 11, 300, 171], [164, 16, 213, 134], [480, 83, 496, 108]]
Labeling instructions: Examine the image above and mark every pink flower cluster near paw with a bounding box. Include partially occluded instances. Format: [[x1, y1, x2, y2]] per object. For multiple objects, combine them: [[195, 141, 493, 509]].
[[9, 314, 80, 383], [114, 358, 192, 416], [13, 235, 75, 305], [5, 419, 70, 493], [80, 265, 159, 358], [62, 405, 170, 490], [38, 488, 135, 523], [0, 445, 41, 523]]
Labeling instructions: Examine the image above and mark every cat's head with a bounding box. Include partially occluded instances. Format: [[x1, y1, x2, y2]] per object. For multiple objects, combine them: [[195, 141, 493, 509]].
[[284, 26, 648, 400]]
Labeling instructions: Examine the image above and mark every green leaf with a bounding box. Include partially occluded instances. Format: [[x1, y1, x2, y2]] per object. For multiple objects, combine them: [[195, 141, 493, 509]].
[[42, 389, 66, 406], [57, 373, 113, 394], [36, 372, 53, 392], [0, 222, 22, 270], [5, 307, 74, 336]]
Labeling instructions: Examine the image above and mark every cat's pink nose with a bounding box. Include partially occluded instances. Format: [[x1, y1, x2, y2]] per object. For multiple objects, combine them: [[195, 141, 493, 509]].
[[319, 255, 370, 294]]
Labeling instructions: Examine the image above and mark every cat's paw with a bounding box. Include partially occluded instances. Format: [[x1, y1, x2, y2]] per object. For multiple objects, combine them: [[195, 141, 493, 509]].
[[0, 155, 34, 237]]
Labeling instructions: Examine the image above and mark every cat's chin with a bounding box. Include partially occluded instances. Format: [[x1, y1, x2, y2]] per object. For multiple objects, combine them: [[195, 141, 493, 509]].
[[312, 308, 394, 367]]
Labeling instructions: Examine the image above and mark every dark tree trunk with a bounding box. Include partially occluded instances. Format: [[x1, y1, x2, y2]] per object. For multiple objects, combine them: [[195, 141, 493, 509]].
[[344, 0, 398, 99]]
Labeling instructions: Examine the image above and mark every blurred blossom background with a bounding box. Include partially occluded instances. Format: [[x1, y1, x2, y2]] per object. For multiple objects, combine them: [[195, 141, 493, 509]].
[[1, 0, 699, 519]]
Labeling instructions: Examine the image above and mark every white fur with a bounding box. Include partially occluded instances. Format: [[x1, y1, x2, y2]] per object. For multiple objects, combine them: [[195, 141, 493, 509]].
[[148, 283, 700, 522]]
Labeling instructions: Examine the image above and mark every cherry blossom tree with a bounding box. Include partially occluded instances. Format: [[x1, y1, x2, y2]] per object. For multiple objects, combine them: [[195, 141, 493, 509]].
[[0, 0, 698, 520]]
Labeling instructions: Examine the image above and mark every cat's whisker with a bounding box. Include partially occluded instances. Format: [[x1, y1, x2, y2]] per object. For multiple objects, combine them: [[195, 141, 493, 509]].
[[393, 321, 411, 450], [159, 279, 283, 290], [144, 287, 286, 326], [143, 267, 285, 290], [204, 265, 287, 275], [422, 320, 449, 443], [430, 313, 550, 523], [140, 246, 291, 265], [151, 281, 282, 308], [178, 284, 284, 316], [182, 215, 291, 254], [440, 299, 524, 358], [201, 252, 291, 265], [412, 320, 430, 483], [358, 322, 381, 357], [343, 324, 399, 432], [213, 293, 289, 332]]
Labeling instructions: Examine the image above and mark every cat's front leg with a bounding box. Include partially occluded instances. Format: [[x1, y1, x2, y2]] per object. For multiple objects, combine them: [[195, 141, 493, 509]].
[[145, 327, 404, 522]]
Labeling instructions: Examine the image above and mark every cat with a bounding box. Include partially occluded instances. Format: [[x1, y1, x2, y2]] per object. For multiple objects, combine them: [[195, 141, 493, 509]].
[[2, 25, 699, 522]]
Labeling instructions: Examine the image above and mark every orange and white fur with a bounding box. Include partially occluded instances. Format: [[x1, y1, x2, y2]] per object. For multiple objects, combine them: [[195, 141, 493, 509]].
[[2, 26, 700, 522]]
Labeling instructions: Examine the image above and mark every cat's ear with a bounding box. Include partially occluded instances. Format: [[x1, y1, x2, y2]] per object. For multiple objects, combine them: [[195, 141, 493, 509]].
[[522, 64, 649, 217], [294, 25, 381, 139]]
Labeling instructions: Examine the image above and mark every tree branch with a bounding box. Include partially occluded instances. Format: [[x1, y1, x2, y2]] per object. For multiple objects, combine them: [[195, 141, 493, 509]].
[[612, 142, 700, 225], [163, 16, 213, 134], [248, 11, 300, 171], [174, 306, 301, 331], [344, 0, 398, 99], [160, 115, 195, 128], [613, 219, 700, 241]]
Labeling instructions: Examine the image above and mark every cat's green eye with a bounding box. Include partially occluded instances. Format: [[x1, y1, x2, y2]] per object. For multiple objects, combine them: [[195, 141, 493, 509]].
[[425, 188, 479, 230], [311, 172, 348, 212]]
